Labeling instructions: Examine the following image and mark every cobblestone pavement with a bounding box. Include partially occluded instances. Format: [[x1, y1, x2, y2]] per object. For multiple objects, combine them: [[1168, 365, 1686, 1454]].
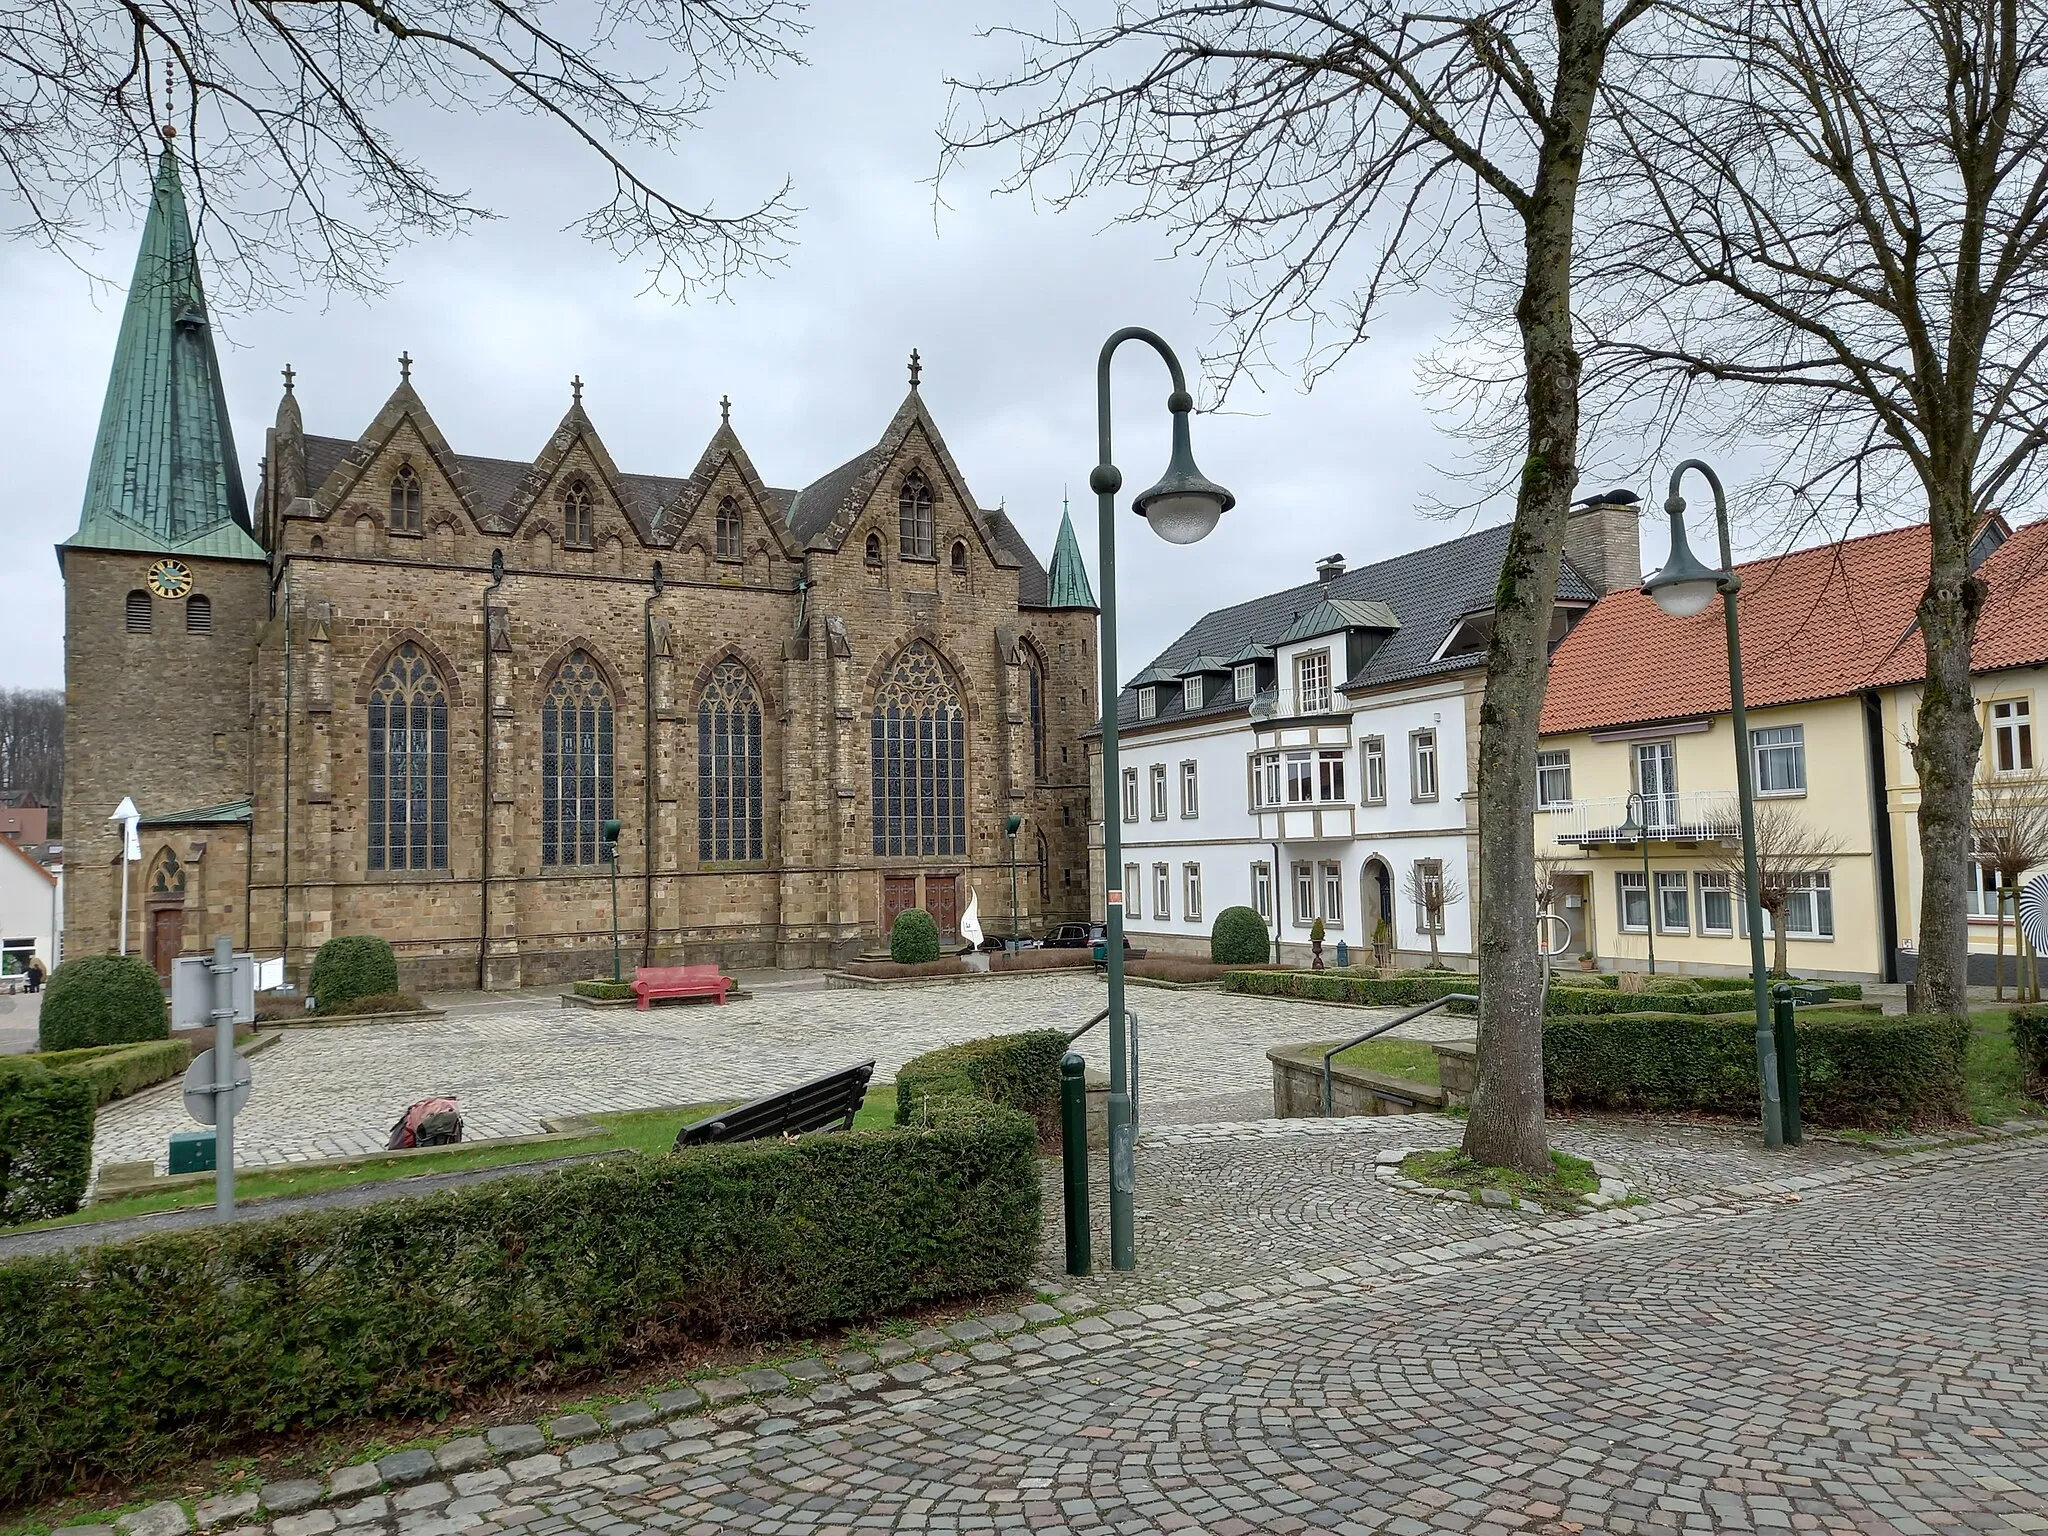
[[90, 977, 1451, 1173], [121, 1139, 2048, 1536]]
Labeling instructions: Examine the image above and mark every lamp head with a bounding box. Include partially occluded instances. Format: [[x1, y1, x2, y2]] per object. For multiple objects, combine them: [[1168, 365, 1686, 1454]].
[[1004, 813, 1023, 836], [1641, 491, 1723, 618], [602, 818, 622, 844], [1133, 390, 1234, 545], [1620, 795, 1643, 837]]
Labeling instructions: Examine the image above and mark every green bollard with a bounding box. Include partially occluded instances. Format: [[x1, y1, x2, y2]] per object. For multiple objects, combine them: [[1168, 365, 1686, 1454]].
[[1060, 1051, 1092, 1276], [1772, 983, 1803, 1145]]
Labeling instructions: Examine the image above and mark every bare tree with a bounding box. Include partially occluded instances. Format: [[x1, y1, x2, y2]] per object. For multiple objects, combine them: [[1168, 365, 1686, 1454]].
[[1705, 805, 1846, 978], [1581, 0, 2048, 1018], [0, 690, 63, 830], [1403, 860, 1467, 971], [1971, 772, 2048, 999], [942, 0, 1655, 1179], [2, 0, 805, 305]]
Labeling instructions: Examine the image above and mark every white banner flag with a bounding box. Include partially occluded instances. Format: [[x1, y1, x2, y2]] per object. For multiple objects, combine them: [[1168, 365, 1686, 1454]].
[[960, 889, 983, 947]]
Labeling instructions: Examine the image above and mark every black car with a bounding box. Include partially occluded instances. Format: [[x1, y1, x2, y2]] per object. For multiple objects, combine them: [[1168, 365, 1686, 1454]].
[[1043, 921, 1130, 950]]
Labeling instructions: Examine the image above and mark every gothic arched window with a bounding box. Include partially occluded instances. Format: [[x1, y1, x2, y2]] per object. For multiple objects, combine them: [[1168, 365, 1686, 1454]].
[[950, 540, 968, 574], [1023, 644, 1046, 781], [715, 497, 743, 561], [147, 847, 186, 901], [865, 532, 884, 566], [541, 652, 614, 866], [871, 641, 965, 857], [563, 479, 594, 548], [898, 470, 934, 560], [698, 660, 764, 863], [368, 643, 449, 871], [390, 464, 422, 533]]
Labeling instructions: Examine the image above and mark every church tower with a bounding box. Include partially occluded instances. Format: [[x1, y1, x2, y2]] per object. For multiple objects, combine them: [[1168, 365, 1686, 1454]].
[[60, 143, 268, 971]]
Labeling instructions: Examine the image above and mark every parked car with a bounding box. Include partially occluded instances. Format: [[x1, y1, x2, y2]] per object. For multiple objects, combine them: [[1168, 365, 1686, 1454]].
[[976, 933, 1044, 953], [1043, 921, 1130, 950]]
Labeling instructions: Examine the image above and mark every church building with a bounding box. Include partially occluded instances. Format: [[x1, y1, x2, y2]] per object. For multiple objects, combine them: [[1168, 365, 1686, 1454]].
[[61, 148, 1101, 987]]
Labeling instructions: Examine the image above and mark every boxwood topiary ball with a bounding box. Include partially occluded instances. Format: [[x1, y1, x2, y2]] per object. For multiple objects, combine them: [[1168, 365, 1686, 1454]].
[[308, 934, 401, 1013], [1210, 905, 1270, 966], [37, 953, 169, 1051], [890, 908, 943, 965]]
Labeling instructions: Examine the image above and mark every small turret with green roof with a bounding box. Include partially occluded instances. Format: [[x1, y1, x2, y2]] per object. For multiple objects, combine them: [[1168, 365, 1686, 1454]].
[[1046, 498, 1097, 609]]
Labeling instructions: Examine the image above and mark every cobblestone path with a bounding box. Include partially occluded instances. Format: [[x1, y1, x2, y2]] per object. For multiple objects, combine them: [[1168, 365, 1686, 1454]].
[[90, 977, 1456, 1173], [494, 1142, 2048, 1533]]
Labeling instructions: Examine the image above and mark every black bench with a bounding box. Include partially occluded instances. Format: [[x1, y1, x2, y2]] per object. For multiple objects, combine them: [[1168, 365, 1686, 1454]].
[[673, 1060, 877, 1149]]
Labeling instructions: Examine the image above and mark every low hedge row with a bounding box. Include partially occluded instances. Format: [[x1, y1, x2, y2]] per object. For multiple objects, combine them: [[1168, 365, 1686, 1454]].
[[24, 1039, 193, 1108], [0, 1061, 94, 1227], [1224, 970, 1480, 1007], [1544, 1011, 1968, 1128], [573, 980, 636, 1000], [1566, 973, 1864, 1000], [896, 1029, 1070, 1143], [2011, 1006, 2048, 1098], [0, 1103, 1039, 1500]]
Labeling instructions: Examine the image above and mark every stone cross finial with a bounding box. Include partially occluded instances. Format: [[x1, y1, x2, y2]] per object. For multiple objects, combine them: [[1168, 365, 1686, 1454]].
[[572, 374, 584, 404], [282, 364, 295, 395], [399, 351, 412, 383], [908, 349, 922, 391], [720, 393, 732, 426]]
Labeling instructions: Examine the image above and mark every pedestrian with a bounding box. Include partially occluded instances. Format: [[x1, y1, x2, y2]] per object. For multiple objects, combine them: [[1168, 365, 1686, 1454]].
[[24, 953, 45, 993]]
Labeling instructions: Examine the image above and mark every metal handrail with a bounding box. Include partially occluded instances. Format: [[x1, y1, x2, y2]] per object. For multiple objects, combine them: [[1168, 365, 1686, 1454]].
[[1322, 993, 1476, 1117], [1064, 1005, 1140, 1132]]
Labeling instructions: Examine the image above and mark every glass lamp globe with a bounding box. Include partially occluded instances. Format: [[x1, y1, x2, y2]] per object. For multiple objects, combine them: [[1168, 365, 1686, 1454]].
[[1642, 509, 1724, 618], [1133, 404, 1235, 545]]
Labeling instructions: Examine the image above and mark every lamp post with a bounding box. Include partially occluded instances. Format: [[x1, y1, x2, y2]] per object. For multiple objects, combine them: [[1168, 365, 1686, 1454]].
[[1092, 326, 1236, 1271], [1621, 792, 1655, 974], [602, 817, 623, 984], [1641, 459, 1784, 1148], [1005, 813, 1023, 954]]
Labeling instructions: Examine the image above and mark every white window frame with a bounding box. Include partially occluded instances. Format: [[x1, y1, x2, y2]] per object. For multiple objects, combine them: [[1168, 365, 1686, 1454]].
[[1296, 650, 1331, 714], [1968, 835, 2006, 919], [1234, 663, 1257, 703], [1285, 749, 1315, 804], [1697, 871, 1734, 936], [1634, 739, 1679, 828], [1292, 861, 1315, 925], [1536, 749, 1573, 808], [1410, 730, 1439, 803], [1320, 861, 1343, 926], [1616, 870, 1650, 933], [1655, 871, 1690, 934], [1317, 748, 1346, 803], [1784, 872, 1834, 939], [1413, 859, 1447, 934], [1252, 751, 1282, 809], [1992, 697, 2034, 775], [1121, 767, 1139, 824], [1149, 763, 1168, 821], [1251, 861, 1273, 921], [1751, 724, 1807, 797], [1183, 862, 1203, 921], [1138, 686, 1158, 720], [1180, 760, 1200, 819], [1361, 736, 1387, 806], [1124, 862, 1141, 920], [1183, 675, 1203, 712], [1153, 862, 1171, 920]]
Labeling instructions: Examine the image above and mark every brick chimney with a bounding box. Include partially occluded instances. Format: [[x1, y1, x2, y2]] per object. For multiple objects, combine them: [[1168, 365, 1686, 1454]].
[[1315, 553, 1346, 583], [1564, 494, 1643, 595]]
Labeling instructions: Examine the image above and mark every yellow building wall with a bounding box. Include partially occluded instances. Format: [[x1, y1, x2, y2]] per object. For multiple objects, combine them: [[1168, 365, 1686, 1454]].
[[1535, 698, 1886, 980]]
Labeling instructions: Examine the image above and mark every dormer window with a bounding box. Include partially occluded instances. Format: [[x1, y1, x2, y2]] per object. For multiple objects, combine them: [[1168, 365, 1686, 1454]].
[[389, 463, 422, 534], [1234, 663, 1256, 702], [1138, 686, 1158, 720], [563, 479, 594, 547], [1183, 676, 1202, 712], [898, 469, 934, 560], [1296, 651, 1331, 713]]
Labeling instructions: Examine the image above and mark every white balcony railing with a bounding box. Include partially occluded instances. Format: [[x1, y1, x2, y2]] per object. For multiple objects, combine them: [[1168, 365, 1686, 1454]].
[[1541, 791, 1739, 847]]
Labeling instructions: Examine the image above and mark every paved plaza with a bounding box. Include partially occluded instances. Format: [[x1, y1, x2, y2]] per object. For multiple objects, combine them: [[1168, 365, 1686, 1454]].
[[88, 975, 1469, 1174]]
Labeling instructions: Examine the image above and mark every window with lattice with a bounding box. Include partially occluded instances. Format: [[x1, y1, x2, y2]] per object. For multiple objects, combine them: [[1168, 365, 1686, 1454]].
[[715, 497, 743, 561], [898, 470, 934, 560], [563, 479, 594, 547], [1024, 644, 1046, 781], [698, 660, 765, 863], [390, 464, 423, 534], [870, 641, 965, 856], [368, 644, 449, 871], [541, 652, 615, 867]]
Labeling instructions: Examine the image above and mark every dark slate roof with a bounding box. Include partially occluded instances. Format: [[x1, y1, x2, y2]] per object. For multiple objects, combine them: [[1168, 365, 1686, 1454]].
[[785, 446, 880, 547], [985, 509, 1051, 607], [1110, 521, 1598, 732]]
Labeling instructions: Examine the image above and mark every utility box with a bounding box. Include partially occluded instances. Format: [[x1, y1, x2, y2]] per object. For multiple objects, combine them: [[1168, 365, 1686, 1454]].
[[168, 1129, 216, 1175]]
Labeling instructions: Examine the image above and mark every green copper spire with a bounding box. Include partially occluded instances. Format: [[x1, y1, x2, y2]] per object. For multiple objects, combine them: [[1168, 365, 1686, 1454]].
[[1046, 496, 1096, 609], [64, 146, 263, 564]]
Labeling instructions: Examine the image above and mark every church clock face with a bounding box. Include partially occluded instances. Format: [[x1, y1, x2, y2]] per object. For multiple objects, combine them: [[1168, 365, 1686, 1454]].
[[147, 558, 193, 599]]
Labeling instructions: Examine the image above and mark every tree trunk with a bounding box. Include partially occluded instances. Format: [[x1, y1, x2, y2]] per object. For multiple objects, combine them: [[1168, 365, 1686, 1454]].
[[1912, 480, 1986, 1018], [1771, 903, 1789, 978], [1995, 892, 2007, 1000]]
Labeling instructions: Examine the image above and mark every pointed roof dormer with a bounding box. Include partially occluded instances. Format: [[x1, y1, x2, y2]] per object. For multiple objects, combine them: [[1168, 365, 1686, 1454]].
[[64, 144, 263, 565], [1046, 499, 1097, 609]]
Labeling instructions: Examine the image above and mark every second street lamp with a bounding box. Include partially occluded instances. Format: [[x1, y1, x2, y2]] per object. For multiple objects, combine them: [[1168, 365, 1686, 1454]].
[[1005, 813, 1023, 955], [1641, 459, 1785, 1148], [1093, 326, 1235, 1272], [1620, 792, 1655, 975], [602, 817, 623, 985]]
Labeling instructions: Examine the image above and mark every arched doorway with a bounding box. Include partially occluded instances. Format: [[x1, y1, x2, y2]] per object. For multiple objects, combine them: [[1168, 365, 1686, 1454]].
[[143, 846, 187, 980], [1362, 857, 1394, 965]]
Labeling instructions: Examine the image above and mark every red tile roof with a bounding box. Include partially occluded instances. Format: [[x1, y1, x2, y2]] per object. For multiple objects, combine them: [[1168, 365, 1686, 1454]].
[[1541, 516, 2048, 734]]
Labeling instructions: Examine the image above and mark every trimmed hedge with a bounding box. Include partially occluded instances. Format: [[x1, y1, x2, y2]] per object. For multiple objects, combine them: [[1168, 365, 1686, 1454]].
[[896, 1029, 1070, 1143], [573, 980, 637, 1001], [890, 909, 942, 964], [2012, 1006, 2048, 1098], [308, 934, 400, 1013], [0, 1112, 1038, 1501], [1226, 970, 1479, 1008], [1566, 972, 1864, 1000], [1210, 906, 1270, 966], [36, 954, 167, 1052], [1543, 1011, 1968, 1128], [317, 991, 425, 1017], [0, 1061, 94, 1226], [24, 1039, 193, 1108]]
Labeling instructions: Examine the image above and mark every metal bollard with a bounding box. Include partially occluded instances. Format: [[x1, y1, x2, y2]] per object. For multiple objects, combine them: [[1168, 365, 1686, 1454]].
[[1771, 983, 1803, 1145], [1060, 1051, 1092, 1276]]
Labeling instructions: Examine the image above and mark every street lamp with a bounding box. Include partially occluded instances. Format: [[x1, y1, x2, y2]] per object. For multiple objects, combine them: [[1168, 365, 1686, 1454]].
[[1620, 792, 1655, 975], [1093, 326, 1235, 1272], [1004, 813, 1023, 955], [1642, 459, 1785, 1148], [602, 817, 623, 984]]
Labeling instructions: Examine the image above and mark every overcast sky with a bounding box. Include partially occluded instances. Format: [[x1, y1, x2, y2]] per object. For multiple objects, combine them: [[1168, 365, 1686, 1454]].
[[0, 0, 1684, 693]]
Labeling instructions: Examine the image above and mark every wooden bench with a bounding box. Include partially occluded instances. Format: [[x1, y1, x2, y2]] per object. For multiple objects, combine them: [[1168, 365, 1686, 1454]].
[[633, 963, 734, 1009], [673, 1060, 877, 1149]]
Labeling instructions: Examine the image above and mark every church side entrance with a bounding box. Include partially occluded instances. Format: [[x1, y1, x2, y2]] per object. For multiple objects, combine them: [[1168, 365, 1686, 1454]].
[[149, 906, 184, 980], [881, 873, 962, 941]]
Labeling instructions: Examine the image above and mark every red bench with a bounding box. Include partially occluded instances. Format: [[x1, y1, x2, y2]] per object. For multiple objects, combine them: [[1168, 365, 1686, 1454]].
[[633, 963, 734, 1009]]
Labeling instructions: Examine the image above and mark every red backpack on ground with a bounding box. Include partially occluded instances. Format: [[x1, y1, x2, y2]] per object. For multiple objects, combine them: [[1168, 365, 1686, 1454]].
[[386, 1096, 463, 1150]]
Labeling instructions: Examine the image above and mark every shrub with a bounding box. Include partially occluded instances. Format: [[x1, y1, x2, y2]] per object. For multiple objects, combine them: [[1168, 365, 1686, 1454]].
[[1210, 906, 1270, 966], [1226, 969, 1480, 1008], [317, 991, 424, 1017], [0, 1110, 1038, 1501], [573, 980, 637, 1001], [0, 1061, 94, 1226], [308, 935, 400, 1013], [896, 1029, 1070, 1143], [1543, 1011, 1967, 1128], [990, 949, 1094, 973], [2006, 1005, 2048, 1098], [26, 1039, 193, 1107], [1130, 956, 1235, 983], [36, 954, 168, 1052], [890, 909, 942, 964], [846, 957, 966, 980]]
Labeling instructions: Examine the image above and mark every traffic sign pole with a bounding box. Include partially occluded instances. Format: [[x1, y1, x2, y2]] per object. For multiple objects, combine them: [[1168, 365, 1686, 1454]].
[[211, 934, 236, 1217]]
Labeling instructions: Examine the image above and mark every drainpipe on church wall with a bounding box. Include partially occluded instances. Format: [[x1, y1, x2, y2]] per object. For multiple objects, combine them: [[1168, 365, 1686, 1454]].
[[642, 561, 664, 967], [478, 548, 504, 990]]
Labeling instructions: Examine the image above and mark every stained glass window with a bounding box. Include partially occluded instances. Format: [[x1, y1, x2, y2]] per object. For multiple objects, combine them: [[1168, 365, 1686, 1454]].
[[368, 643, 449, 871], [898, 470, 934, 560], [1024, 644, 1045, 781], [698, 661, 765, 863], [541, 652, 614, 866], [870, 641, 965, 857]]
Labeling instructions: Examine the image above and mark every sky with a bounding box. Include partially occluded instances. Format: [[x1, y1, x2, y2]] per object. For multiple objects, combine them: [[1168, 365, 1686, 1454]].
[[0, 0, 1683, 693]]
